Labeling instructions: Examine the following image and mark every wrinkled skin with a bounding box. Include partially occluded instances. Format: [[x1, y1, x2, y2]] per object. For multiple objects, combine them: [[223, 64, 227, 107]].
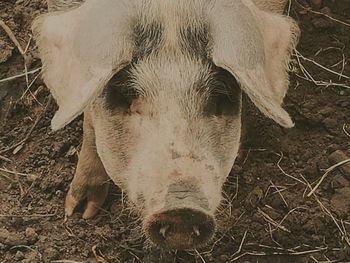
[[37, 0, 299, 249]]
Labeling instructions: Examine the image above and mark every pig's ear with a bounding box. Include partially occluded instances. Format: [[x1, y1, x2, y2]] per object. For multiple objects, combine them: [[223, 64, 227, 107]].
[[210, 0, 299, 128], [32, 0, 134, 130]]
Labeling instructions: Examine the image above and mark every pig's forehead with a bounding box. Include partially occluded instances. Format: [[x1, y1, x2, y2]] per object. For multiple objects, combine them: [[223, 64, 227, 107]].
[[129, 56, 213, 93]]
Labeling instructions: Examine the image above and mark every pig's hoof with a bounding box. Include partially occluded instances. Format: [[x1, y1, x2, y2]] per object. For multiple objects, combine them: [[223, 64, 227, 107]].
[[65, 183, 109, 219]]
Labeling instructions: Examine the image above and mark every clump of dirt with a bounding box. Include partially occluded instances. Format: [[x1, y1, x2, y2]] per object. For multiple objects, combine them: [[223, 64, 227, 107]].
[[1, 1, 350, 263]]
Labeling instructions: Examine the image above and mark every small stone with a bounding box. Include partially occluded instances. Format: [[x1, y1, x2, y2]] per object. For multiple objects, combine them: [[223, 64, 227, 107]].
[[44, 247, 59, 260], [0, 228, 23, 246], [319, 6, 331, 15], [303, 158, 318, 176], [332, 174, 350, 189], [323, 117, 338, 130], [0, 40, 13, 63], [329, 150, 350, 179], [312, 17, 334, 29], [245, 186, 264, 208], [327, 144, 340, 153], [219, 254, 229, 261], [331, 187, 350, 214], [25, 227, 38, 243], [318, 106, 333, 117], [340, 101, 350, 107]]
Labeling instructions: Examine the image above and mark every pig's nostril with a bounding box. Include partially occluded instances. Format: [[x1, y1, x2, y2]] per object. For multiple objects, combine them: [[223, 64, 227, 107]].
[[146, 208, 215, 250]]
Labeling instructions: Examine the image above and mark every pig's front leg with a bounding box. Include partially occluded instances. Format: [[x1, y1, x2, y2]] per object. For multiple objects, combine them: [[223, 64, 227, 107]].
[[65, 113, 110, 219]]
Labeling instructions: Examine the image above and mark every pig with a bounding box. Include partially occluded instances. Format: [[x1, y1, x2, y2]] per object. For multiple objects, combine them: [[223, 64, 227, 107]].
[[33, 0, 299, 250]]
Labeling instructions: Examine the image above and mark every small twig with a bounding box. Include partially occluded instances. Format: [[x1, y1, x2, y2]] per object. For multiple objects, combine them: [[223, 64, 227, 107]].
[[318, 199, 350, 248], [276, 152, 306, 185], [62, 214, 76, 237], [0, 19, 33, 89], [295, 50, 350, 80], [293, 48, 350, 89], [20, 71, 42, 99], [268, 180, 289, 208], [0, 67, 42, 84], [309, 10, 350, 27], [230, 230, 248, 259], [276, 206, 307, 232], [0, 212, 57, 218], [0, 19, 25, 55], [257, 208, 290, 233], [307, 158, 350, 197], [14, 170, 26, 198], [0, 167, 37, 178], [230, 247, 327, 262], [0, 155, 12, 162], [24, 34, 33, 54], [267, 221, 282, 247], [343, 124, 350, 138], [0, 96, 52, 155], [194, 249, 207, 263], [0, 173, 13, 181], [92, 245, 108, 263], [295, 73, 350, 89]]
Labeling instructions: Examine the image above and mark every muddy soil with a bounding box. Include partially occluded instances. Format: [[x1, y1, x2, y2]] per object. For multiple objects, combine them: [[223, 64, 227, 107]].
[[1, 0, 350, 262]]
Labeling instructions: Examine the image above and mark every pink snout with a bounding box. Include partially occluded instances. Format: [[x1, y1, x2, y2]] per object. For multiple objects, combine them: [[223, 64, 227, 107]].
[[144, 182, 215, 249], [145, 208, 215, 250]]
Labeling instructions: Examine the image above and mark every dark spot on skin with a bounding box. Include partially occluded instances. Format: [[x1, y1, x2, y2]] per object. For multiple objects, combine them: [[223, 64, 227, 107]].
[[103, 65, 138, 111], [203, 65, 242, 117], [132, 21, 163, 60], [180, 24, 210, 60]]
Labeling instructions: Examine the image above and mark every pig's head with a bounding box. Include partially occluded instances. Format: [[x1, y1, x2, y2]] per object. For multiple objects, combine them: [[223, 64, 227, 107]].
[[33, 0, 299, 249]]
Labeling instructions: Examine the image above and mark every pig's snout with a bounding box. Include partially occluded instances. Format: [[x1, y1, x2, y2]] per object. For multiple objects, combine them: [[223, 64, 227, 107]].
[[147, 208, 215, 249], [145, 183, 215, 249]]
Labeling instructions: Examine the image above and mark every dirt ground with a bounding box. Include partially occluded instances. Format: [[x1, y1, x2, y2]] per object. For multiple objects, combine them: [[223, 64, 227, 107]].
[[1, 0, 350, 262]]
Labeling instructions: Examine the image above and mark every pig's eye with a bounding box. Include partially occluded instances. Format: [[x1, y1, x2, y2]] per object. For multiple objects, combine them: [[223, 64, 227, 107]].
[[104, 66, 139, 111], [204, 67, 241, 116]]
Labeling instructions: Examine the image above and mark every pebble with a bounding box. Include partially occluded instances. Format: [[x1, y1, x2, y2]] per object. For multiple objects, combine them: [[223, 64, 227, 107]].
[[331, 187, 350, 213], [312, 13, 334, 29], [328, 150, 350, 179], [219, 255, 229, 261], [0, 40, 13, 63], [332, 174, 350, 188], [25, 227, 38, 243], [323, 117, 338, 130], [0, 228, 23, 246], [44, 247, 59, 260]]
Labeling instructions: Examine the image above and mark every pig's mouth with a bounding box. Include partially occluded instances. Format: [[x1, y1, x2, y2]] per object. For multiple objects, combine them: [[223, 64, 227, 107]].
[[145, 208, 215, 250]]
